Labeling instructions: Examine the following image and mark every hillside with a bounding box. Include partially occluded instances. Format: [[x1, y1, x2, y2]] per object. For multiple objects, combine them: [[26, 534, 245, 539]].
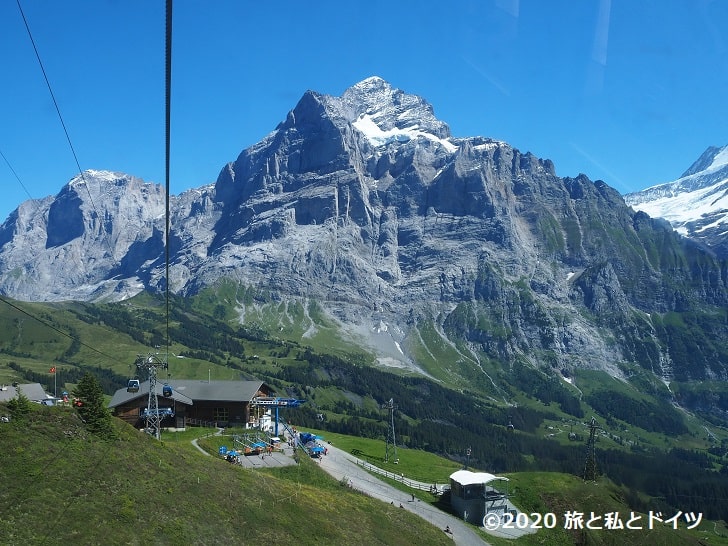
[[313, 430, 728, 546], [2, 291, 728, 536], [0, 406, 450, 545], [2, 404, 725, 546]]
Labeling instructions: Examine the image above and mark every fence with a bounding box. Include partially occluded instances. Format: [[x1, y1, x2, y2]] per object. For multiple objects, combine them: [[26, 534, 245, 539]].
[[184, 417, 219, 428], [354, 458, 450, 495]]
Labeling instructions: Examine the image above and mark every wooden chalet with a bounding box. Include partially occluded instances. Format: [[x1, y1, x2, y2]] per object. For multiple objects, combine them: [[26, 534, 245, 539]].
[[108, 379, 275, 429]]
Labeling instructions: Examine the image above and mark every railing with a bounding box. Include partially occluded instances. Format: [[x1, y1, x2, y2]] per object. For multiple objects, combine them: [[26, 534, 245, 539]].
[[251, 397, 304, 407], [279, 421, 311, 457], [184, 417, 219, 428], [354, 458, 450, 494], [232, 433, 270, 454]]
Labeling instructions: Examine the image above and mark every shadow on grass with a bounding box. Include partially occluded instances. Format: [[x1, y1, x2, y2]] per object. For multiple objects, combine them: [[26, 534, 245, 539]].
[[350, 448, 384, 463]]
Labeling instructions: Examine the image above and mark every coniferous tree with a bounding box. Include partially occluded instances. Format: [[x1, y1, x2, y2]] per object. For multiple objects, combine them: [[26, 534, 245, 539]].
[[72, 372, 115, 439], [7, 389, 32, 419]]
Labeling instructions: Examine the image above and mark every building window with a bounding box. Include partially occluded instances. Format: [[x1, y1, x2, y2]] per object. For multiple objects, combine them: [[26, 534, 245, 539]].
[[213, 407, 229, 422], [463, 484, 484, 500]]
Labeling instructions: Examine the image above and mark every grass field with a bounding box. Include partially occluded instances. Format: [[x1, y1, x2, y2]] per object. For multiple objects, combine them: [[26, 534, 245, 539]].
[[270, 427, 728, 546], [2, 291, 728, 545], [0, 405, 453, 545]]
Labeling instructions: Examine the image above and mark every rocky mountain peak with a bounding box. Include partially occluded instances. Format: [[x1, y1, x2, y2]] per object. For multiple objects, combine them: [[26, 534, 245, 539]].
[[0, 168, 167, 301], [681, 145, 728, 178], [341, 76, 452, 142]]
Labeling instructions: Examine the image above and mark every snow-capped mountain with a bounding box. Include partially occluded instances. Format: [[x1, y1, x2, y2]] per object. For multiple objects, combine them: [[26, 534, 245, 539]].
[[624, 145, 728, 257], [1, 76, 728, 385]]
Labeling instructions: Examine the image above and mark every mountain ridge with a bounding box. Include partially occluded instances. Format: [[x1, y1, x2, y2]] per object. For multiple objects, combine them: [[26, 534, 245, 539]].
[[625, 144, 728, 257], [1, 77, 728, 394]]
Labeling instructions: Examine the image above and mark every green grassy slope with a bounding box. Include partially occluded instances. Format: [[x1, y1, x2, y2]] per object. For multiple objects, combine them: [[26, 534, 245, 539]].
[[2, 288, 728, 540], [0, 405, 450, 545], [272, 431, 728, 546]]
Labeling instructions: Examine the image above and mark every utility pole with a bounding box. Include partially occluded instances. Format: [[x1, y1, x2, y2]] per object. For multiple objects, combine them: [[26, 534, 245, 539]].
[[382, 398, 398, 463]]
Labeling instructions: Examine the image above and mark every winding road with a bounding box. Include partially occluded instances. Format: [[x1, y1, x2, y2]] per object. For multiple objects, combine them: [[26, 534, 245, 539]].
[[317, 443, 491, 545], [191, 431, 533, 544]]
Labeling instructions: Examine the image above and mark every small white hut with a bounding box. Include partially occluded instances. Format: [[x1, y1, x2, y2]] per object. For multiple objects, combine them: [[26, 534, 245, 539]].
[[449, 469, 510, 525]]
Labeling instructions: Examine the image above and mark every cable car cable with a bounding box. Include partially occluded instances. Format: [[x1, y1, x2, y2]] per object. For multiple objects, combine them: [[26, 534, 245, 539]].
[[15, 0, 94, 204], [15, 0, 125, 289], [0, 147, 35, 202], [164, 0, 173, 363]]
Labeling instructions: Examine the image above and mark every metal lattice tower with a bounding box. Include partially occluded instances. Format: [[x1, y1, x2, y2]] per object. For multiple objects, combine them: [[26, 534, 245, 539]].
[[382, 398, 398, 463], [137, 352, 168, 440], [583, 417, 599, 482]]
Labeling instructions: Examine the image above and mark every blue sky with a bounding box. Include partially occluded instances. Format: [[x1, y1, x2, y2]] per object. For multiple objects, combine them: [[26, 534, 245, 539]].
[[1, 0, 727, 223]]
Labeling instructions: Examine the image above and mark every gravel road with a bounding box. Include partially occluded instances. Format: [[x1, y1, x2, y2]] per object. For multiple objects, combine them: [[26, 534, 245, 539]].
[[316, 443, 491, 546]]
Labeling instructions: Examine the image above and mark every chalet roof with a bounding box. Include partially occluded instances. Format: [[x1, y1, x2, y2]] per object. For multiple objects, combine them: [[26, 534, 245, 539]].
[[108, 380, 194, 409], [107, 379, 271, 409], [449, 469, 509, 486], [170, 380, 270, 402], [0, 383, 52, 403]]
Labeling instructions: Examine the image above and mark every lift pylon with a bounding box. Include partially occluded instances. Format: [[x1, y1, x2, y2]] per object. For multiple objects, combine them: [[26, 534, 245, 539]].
[[382, 398, 398, 464], [583, 416, 600, 482], [136, 352, 169, 440]]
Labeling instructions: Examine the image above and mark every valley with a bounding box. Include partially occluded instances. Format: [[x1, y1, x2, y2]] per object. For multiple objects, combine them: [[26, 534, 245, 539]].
[[2, 287, 728, 544]]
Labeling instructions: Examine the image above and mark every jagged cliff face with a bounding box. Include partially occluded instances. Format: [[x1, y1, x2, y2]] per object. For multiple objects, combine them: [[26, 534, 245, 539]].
[[0, 171, 168, 301], [2, 77, 728, 383]]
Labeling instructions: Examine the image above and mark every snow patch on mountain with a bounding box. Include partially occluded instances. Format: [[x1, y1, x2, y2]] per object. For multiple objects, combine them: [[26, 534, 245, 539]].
[[705, 147, 728, 172], [353, 113, 458, 152], [341, 76, 452, 141], [68, 169, 126, 187], [625, 145, 728, 252], [633, 184, 728, 236]]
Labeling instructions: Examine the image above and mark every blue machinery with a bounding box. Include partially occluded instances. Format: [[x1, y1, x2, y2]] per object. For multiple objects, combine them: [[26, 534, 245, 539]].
[[141, 407, 174, 419], [251, 396, 304, 436]]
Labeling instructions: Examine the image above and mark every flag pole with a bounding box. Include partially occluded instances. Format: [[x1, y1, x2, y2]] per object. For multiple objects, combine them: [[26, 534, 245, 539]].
[[50, 366, 57, 397]]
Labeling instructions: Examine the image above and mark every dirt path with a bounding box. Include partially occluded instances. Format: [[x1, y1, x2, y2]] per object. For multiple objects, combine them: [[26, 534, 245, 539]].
[[190, 427, 223, 455]]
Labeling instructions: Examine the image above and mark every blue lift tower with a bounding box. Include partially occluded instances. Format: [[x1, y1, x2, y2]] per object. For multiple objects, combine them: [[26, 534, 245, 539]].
[[251, 396, 305, 436]]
